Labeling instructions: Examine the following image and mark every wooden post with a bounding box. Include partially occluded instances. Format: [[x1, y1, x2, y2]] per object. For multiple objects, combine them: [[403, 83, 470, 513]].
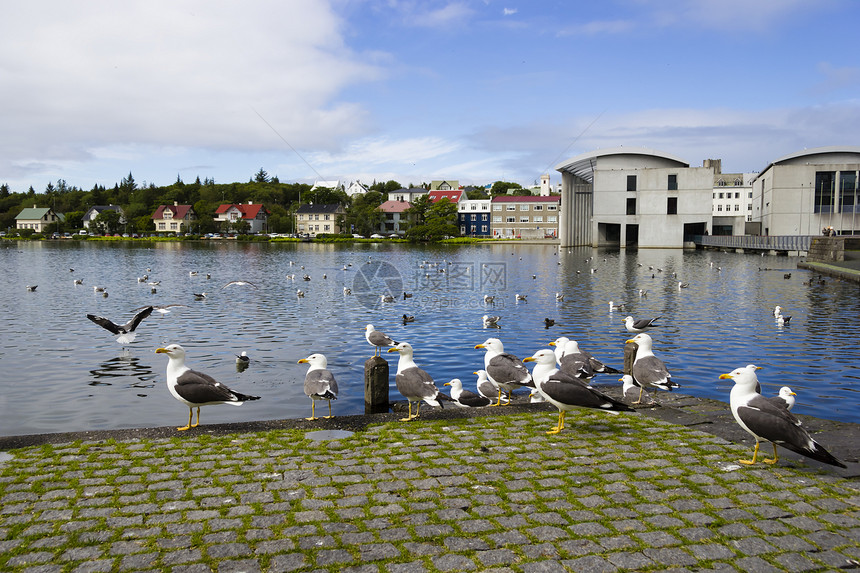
[[623, 342, 638, 375], [365, 356, 389, 415]]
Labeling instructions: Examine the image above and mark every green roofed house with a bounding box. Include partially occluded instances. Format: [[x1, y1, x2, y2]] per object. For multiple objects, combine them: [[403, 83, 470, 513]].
[[15, 205, 65, 233]]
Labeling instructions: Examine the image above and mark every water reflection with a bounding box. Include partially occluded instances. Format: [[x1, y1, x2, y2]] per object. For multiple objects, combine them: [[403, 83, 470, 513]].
[[0, 240, 858, 436]]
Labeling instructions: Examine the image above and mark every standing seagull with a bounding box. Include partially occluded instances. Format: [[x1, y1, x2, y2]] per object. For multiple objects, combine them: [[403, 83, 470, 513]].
[[524, 349, 632, 434], [625, 333, 679, 403], [297, 353, 338, 420], [86, 306, 154, 345], [473, 370, 504, 404], [155, 344, 260, 431], [620, 374, 653, 405], [719, 366, 845, 468], [769, 386, 797, 411], [365, 324, 397, 356], [475, 338, 534, 406], [387, 342, 448, 421]]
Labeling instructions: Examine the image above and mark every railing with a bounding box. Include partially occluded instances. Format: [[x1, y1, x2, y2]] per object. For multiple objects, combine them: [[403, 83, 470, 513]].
[[692, 235, 813, 252]]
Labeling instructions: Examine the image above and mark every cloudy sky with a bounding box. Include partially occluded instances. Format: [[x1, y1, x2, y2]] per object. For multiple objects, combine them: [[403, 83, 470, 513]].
[[2, 0, 859, 192]]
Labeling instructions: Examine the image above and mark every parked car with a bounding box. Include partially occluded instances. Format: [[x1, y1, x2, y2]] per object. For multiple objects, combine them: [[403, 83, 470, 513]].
[[352, 234, 365, 238], [370, 233, 384, 239], [78, 230, 88, 235]]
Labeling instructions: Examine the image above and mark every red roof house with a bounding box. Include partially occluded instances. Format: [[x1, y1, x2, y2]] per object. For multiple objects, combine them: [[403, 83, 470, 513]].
[[215, 202, 271, 233]]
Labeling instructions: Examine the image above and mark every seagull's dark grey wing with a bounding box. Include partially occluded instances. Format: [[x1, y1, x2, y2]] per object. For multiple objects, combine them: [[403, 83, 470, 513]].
[[369, 331, 396, 347], [487, 353, 533, 388], [86, 314, 121, 335], [456, 389, 492, 407], [174, 369, 258, 404], [123, 306, 154, 332], [304, 369, 338, 400]]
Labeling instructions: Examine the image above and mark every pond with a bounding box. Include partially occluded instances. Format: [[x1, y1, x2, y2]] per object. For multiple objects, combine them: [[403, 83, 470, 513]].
[[1, 240, 857, 436]]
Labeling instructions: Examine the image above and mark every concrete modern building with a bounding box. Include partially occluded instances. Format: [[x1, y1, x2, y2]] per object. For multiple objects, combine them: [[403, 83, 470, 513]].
[[458, 198, 492, 237], [555, 147, 713, 248], [491, 196, 561, 238], [705, 159, 756, 236], [750, 146, 860, 236]]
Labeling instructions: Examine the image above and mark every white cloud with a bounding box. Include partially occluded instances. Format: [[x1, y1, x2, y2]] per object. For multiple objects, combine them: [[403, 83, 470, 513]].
[[503, 7, 517, 16]]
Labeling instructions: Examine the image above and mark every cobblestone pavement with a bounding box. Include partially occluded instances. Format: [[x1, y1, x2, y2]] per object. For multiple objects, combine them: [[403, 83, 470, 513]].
[[1, 406, 858, 573]]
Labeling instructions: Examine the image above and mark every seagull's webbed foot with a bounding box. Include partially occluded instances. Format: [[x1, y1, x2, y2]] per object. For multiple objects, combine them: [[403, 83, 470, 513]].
[[399, 402, 415, 422], [306, 401, 318, 421], [190, 407, 201, 428], [738, 442, 760, 465], [764, 444, 779, 464], [178, 408, 194, 431]]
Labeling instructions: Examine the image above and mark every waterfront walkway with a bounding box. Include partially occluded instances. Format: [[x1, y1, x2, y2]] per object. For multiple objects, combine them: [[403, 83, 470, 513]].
[[1, 393, 858, 573]]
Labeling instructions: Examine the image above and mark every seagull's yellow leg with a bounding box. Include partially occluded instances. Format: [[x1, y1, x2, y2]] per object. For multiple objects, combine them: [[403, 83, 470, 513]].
[[633, 387, 644, 405], [764, 443, 779, 465], [739, 441, 761, 465], [414, 401, 421, 419], [492, 388, 503, 407], [399, 401, 413, 422], [546, 410, 564, 434], [306, 399, 317, 421], [324, 400, 333, 419], [503, 390, 513, 405], [177, 408, 193, 431], [191, 407, 201, 428]]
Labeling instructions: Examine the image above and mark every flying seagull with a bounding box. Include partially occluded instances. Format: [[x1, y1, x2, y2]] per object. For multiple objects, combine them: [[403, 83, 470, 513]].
[[222, 280, 258, 289], [86, 306, 154, 345], [156, 344, 260, 431]]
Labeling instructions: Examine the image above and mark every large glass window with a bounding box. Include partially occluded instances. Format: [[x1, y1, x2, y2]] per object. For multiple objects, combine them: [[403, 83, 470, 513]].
[[668, 174, 677, 191], [626, 175, 637, 191], [840, 171, 857, 212], [815, 171, 836, 213]]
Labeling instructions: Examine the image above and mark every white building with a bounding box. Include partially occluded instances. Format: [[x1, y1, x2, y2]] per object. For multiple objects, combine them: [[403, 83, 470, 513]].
[[751, 146, 860, 236], [556, 147, 713, 248], [387, 188, 427, 203], [345, 181, 368, 197]]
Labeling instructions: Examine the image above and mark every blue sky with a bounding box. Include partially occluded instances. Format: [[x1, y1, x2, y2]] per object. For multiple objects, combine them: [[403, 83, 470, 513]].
[[2, 0, 859, 192]]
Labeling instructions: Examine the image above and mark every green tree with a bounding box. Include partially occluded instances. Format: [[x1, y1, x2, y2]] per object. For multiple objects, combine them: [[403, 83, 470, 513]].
[[406, 197, 459, 242], [342, 191, 384, 236], [91, 210, 123, 235], [254, 168, 270, 183], [490, 181, 524, 196], [404, 194, 433, 226]]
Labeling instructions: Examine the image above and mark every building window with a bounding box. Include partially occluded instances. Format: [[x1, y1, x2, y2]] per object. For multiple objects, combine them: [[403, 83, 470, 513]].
[[481, 214, 487, 221], [815, 171, 836, 213], [506, 205, 516, 211], [547, 205, 558, 211], [668, 174, 677, 191], [470, 225, 476, 233], [158, 222, 166, 230], [520, 205, 529, 211], [748, 192, 753, 198], [470, 204, 477, 210], [533, 216, 543, 223], [506, 217, 515, 223], [547, 216, 557, 223], [718, 192, 724, 199], [734, 204, 740, 212], [470, 214, 476, 221], [520, 217, 529, 223], [481, 225, 488, 232], [627, 175, 637, 191], [747, 204, 752, 211], [735, 192, 740, 199], [481, 204, 489, 210], [717, 178, 726, 186], [533, 205, 543, 211], [840, 171, 857, 212], [626, 198, 636, 215], [493, 205, 502, 211], [717, 205, 723, 212], [170, 222, 178, 230], [667, 197, 678, 215], [493, 216, 502, 222]]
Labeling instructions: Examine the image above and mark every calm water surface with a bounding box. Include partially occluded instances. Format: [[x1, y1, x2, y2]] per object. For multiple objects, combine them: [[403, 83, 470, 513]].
[[1, 240, 858, 436]]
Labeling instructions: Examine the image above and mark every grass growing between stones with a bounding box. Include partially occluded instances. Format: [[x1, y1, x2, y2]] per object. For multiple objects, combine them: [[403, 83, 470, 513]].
[[0, 411, 857, 572]]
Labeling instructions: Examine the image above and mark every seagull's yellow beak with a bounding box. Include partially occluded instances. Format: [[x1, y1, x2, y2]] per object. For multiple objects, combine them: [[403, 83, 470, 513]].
[[387, 347, 398, 353], [474, 344, 486, 349], [718, 373, 733, 379], [548, 341, 556, 346], [155, 348, 168, 354], [297, 358, 308, 364], [472, 371, 479, 375], [618, 377, 624, 382], [789, 391, 797, 396], [625, 339, 636, 344], [523, 357, 535, 363], [443, 382, 451, 387]]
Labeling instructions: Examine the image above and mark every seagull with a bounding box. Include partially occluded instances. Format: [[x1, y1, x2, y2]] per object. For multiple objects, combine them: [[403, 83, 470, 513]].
[[769, 387, 796, 411], [473, 370, 504, 404], [380, 294, 395, 303], [156, 344, 261, 431], [387, 342, 450, 421], [678, 281, 689, 289], [773, 305, 782, 317], [609, 301, 625, 311], [555, 293, 565, 301], [475, 338, 534, 406], [515, 294, 527, 302], [524, 349, 632, 434], [548, 336, 569, 365], [137, 303, 187, 316], [365, 324, 396, 356], [719, 365, 845, 468], [93, 286, 106, 293], [444, 378, 492, 408], [620, 374, 654, 405], [625, 333, 679, 403], [297, 353, 338, 420], [402, 314, 415, 323], [235, 351, 250, 365], [86, 306, 154, 345], [343, 287, 352, 295], [73, 279, 83, 285], [776, 313, 792, 325], [223, 280, 258, 289], [193, 292, 208, 300], [482, 315, 501, 327], [624, 315, 662, 333], [296, 289, 305, 298], [556, 339, 621, 380], [189, 271, 198, 276], [483, 295, 495, 305]]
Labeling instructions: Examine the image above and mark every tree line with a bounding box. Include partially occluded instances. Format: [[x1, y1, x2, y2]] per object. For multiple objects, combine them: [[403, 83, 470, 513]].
[[0, 170, 529, 237]]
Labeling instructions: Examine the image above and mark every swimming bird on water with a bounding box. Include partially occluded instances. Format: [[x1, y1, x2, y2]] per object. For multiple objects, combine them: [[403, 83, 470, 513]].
[[236, 351, 250, 365], [482, 315, 501, 328], [624, 315, 662, 333], [156, 344, 260, 431], [720, 365, 845, 468]]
